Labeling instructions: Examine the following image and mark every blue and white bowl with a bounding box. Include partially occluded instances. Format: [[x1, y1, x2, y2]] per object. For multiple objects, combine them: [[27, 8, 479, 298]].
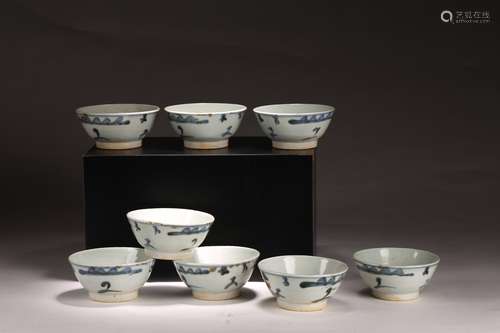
[[165, 103, 246, 149], [353, 248, 440, 301], [68, 247, 155, 302], [174, 246, 260, 300], [253, 103, 335, 149], [76, 104, 159, 149], [258, 255, 348, 311], [127, 208, 215, 260]]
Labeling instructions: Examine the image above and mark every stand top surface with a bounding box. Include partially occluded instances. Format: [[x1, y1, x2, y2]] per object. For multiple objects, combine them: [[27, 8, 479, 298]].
[[84, 137, 315, 157]]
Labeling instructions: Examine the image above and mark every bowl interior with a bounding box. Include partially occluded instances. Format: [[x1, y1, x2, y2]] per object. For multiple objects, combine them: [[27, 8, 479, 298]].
[[176, 246, 259, 266], [259, 255, 347, 276], [353, 248, 440, 267], [165, 103, 246, 115], [69, 247, 150, 266], [127, 208, 214, 226], [253, 103, 334, 115], [76, 104, 159, 115]]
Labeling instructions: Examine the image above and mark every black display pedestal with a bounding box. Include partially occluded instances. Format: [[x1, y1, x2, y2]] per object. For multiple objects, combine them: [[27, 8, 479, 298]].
[[83, 137, 316, 280]]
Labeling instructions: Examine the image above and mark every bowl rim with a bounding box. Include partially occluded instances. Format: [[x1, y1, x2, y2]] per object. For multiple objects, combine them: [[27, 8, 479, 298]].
[[164, 102, 247, 115], [126, 208, 215, 227], [258, 255, 348, 278], [68, 247, 154, 267], [253, 103, 335, 116], [352, 247, 441, 269], [76, 103, 160, 116], [173, 246, 260, 267]]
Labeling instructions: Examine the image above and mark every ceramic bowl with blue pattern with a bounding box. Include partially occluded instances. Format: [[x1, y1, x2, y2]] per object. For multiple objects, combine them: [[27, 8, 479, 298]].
[[127, 208, 215, 260], [165, 103, 246, 149], [68, 247, 155, 302], [353, 248, 440, 301], [76, 104, 159, 149], [253, 103, 335, 150], [174, 246, 260, 300], [258, 255, 348, 311]]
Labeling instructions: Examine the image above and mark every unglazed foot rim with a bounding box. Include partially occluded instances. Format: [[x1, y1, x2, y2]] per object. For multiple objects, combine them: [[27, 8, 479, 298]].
[[184, 139, 229, 149], [272, 140, 318, 150], [144, 248, 193, 260], [192, 289, 240, 301], [371, 290, 420, 301], [95, 140, 142, 150], [277, 299, 327, 312], [88, 290, 139, 303]]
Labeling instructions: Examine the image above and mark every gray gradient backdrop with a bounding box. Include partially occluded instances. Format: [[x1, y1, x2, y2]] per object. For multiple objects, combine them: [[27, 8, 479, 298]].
[[1, 1, 499, 331]]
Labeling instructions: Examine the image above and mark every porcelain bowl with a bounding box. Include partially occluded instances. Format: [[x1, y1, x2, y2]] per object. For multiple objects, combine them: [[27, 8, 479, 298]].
[[68, 247, 154, 302], [253, 103, 335, 149], [165, 103, 246, 149], [353, 247, 440, 301], [174, 246, 260, 300], [258, 255, 348, 312], [76, 104, 159, 149], [127, 208, 215, 260]]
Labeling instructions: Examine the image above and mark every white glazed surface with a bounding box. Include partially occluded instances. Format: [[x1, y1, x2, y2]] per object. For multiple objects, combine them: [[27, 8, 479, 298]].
[[76, 104, 159, 145], [174, 246, 260, 297], [353, 248, 440, 300], [68, 247, 154, 300], [165, 103, 246, 143], [258, 255, 348, 309], [253, 104, 334, 145], [127, 208, 214, 255]]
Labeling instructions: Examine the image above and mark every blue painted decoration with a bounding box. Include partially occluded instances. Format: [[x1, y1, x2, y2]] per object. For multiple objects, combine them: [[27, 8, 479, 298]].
[[374, 277, 395, 289], [177, 125, 184, 136], [98, 281, 120, 293], [168, 114, 209, 124], [288, 111, 334, 125], [138, 129, 148, 140], [423, 267, 429, 275], [134, 221, 141, 232], [220, 114, 227, 122], [268, 127, 277, 138], [153, 225, 161, 235], [272, 115, 280, 125], [299, 276, 342, 288], [356, 263, 414, 276], [218, 266, 230, 276], [92, 128, 109, 141], [80, 114, 130, 125], [144, 238, 156, 249], [177, 265, 210, 275], [282, 276, 290, 286], [167, 225, 210, 236], [273, 288, 285, 298], [78, 266, 143, 276], [312, 287, 333, 303], [191, 238, 198, 245], [312, 127, 321, 135], [224, 276, 238, 289], [221, 126, 233, 137], [140, 114, 147, 123], [242, 263, 248, 273]]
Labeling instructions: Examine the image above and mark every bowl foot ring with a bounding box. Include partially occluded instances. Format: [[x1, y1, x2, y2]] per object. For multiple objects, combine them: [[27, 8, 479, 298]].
[[96, 140, 142, 150], [372, 290, 420, 301], [277, 299, 327, 312], [89, 290, 138, 303], [192, 289, 240, 301], [272, 140, 318, 150], [184, 139, 229, 149]]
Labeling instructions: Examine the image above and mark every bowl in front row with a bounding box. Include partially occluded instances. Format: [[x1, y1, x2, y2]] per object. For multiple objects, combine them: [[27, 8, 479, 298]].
[[258, 255, 348, 311], [353, 247, 440, 301], [165, 103, 246, 149], [127, 208, 215, 260], [76, 104, 159, 149], [253, 103, 335, 150], [68, 247, 155, 302], [174, 246, 260, 300]]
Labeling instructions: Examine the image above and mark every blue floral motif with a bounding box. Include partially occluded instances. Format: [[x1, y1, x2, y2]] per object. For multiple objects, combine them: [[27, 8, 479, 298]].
[[144, 238, 156, 249], [221, 126, 233, 137], [423, 267, 430, 275], [98, 281, 120, 293], [282, 276, 290, 286], [374, 277, 395, 289], [92, 128, 109, 141], [78, 266, 143, 276], [312, 287, 333, 303], [312, 127, 321, 135], [224, 276, 238, 289], [177, 265, 211, 275], [220, 114, 227, 122], [80, 114, 130, 125], [218, 266, 230, 275], [167, 225, 210, 236], [140, 114, 147, 123], [288, 112, 334, 125], [356, 263, 414, 276], [299, 276, 343, 288], [168, 114, 209, 124]]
